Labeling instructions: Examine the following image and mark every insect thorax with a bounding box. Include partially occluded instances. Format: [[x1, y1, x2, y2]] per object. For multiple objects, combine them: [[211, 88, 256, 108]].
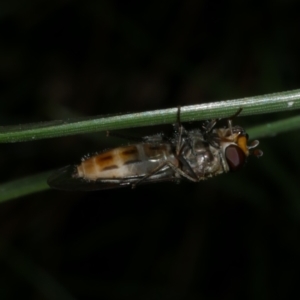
[[180, 131, 223, 179]]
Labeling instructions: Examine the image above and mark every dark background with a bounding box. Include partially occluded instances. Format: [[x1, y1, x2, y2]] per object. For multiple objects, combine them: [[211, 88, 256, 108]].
[[1, 1, 300, 299]]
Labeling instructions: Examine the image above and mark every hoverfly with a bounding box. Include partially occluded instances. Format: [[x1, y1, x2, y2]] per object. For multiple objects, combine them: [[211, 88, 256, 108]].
[[47, 108, 262, 191]]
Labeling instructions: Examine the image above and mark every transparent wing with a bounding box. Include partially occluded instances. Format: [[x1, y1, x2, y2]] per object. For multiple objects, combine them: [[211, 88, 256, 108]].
[[47, 165, 123, 191], [47, 165, 178, 191]]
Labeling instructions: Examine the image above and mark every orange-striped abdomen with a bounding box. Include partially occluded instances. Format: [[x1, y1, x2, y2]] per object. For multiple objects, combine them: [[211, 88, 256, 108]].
[[76, 143, 177, 181]]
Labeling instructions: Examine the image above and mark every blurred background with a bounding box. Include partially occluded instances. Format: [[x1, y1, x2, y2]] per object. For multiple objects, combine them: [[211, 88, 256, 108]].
[[1, 1, 300, 299]]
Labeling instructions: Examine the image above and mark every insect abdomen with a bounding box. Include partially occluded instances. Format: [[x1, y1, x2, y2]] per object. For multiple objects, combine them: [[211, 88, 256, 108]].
[[76, 143, 176, 181]]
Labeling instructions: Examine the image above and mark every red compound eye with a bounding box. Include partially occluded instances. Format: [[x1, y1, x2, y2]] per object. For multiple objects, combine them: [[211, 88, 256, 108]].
[[225, 145, 246, 171]]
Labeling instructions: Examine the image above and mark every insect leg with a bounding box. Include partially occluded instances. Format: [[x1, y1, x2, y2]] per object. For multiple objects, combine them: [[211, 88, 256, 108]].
[[202, 119, 218, 133], [175, 106, 184, 156], [131, 160, 198, 189], [177, 155, 200, 180], [174, 107, 195, 156], [164, 161, 199, 182], [227, 108, 243, 134]]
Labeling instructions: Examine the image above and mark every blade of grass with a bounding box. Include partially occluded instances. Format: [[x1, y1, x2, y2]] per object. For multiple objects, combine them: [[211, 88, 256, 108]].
[[1, 89, 300, 143], [0, 113, 299, 203], [247, 114, 300, 139], [0, 171, 51, 203]]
